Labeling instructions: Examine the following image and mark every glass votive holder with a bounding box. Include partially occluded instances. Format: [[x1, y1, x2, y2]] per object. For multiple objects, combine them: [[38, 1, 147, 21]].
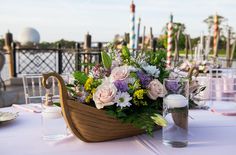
[[162, 78, 189, 147]]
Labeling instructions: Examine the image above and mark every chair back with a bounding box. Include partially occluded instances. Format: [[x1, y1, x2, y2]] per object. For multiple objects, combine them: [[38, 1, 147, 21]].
[[0, 51, 6, 90], [22, 74, 70, 104], [209, 68, 236, 102], [209, 68, 236, 115]]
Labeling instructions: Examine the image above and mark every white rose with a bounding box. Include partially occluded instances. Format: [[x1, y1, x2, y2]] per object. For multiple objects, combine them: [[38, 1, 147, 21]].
[[110, 66, 130, 82], [147, 79, 166, 100], [93, 82, 117, 109]]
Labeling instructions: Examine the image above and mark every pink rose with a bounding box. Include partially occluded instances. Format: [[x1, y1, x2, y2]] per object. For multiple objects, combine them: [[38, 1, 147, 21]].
[[93, 82, 117, 109], [110, 66, 130, 82], [147, 79, 166, 100]]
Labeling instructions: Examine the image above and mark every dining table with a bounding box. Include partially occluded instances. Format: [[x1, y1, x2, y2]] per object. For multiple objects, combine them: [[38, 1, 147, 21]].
[[1, 102, 236, 155]]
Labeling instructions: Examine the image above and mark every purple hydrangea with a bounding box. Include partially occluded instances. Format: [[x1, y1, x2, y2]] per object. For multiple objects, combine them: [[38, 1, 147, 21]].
[[114, 80, 129, 92], [137, 71, 152, 88], [165, 80, 180, 93]]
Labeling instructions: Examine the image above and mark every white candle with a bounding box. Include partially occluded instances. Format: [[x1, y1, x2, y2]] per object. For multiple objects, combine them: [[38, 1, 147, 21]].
[[164, 94, 188, 108]]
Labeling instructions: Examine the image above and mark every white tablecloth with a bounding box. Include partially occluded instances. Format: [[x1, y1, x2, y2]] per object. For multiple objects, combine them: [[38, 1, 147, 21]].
[[1, 105, 236, 155]]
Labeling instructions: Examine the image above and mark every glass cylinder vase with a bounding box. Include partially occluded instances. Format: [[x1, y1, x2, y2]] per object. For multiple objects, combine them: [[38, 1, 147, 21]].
[[162, 78, 189, 147]]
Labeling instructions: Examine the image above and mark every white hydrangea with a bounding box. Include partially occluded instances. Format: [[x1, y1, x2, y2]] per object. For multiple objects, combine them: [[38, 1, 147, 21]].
[[142, 65, 160, 78]]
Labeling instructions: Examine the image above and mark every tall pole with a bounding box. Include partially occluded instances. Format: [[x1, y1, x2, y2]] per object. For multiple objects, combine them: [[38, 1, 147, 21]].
[[136, 17, 141, 50], [226, 26, 231, 67], [4, 31, 15, 78], [150, 27, 154, 49], [185, 34, 189, 59], [230, 39, 236, 67], [199, 32, 204, 61], [142, 26, 146, 50], [167, 14, 173, 68], [130, 1, 136, 51], [213, 14, 219, 58]]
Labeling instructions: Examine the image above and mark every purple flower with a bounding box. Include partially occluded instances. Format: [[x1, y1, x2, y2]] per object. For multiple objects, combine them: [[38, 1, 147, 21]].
[[165, 80, 180, 93], [137, 71, 152, 88], [90, 64, 103, 78], [114, 80, 129, 92]]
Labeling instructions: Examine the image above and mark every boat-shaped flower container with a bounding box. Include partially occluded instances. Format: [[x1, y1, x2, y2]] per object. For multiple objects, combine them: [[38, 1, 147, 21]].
[[42, 72, 154, 142]]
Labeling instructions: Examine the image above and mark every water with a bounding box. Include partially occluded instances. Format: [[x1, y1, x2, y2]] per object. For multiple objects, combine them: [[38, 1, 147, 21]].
[[162, 111, 188, 148], [42, 108, 67, 141]]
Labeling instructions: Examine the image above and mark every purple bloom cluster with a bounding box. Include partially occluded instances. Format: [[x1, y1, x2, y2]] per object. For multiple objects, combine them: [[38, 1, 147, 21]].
[[137, 71, 152, 88], [114, 80, 129, 92], [165, 80, 180, 93]]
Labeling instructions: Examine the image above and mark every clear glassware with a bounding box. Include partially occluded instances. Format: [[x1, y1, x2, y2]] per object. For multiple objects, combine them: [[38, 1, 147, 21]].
[[162, 78, 189, 147], [41, 95, 67, 141]]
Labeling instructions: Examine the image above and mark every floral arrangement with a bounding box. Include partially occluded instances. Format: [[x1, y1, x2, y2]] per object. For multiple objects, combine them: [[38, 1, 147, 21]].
[[66, 44, 170, 135]]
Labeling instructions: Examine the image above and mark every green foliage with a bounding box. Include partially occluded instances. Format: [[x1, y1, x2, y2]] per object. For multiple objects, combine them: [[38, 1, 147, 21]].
[[146, 50, 170, 82], [157, 35, 167, 49], [151, 114, 168, 127], [53, 102, 61, 107], [101, 51, 112, 69], [106, 99, 163, 136], [0, 39, 4, 49], [73, 71, 88, 85], [121, 45, 131, 60]]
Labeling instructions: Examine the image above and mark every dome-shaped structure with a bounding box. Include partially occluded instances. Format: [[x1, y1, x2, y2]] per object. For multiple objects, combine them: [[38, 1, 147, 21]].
[[18, 27, 40, 46]]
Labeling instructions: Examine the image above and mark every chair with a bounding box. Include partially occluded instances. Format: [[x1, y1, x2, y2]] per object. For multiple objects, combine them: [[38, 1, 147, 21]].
[[0, 51, 6, 91], [22, 74, 70, 104], [209, 68, 236, 115]]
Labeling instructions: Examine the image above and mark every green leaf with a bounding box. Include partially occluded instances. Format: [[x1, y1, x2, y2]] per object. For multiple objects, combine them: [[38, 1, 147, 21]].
[[151, 114, 168, 127], [121, 46, 130, 60], [101, 51, 112, 69], [73, 71, 88, 85], [53, 102, 61, 107]]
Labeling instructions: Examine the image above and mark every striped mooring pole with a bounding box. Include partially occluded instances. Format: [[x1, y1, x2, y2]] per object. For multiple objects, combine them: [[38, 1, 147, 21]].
[[136, 17, 141, 50], [167, 14, 173, 68], [213, 14, 219, 58], [130, 1, 136, 51]]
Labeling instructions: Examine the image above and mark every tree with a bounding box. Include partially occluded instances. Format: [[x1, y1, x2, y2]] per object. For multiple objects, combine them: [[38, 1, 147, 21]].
[[0, 39, 4, 49], [203, 14, 226, 34]]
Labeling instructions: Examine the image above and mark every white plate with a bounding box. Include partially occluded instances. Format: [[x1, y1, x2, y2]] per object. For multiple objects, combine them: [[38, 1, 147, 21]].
[[0, 111, 18, 123]]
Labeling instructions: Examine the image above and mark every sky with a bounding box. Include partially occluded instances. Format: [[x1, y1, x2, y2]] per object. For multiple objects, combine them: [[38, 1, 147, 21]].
[[0, 0, 236, 42]]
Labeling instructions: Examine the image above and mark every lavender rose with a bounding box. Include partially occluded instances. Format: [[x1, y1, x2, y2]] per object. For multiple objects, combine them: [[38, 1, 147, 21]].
[[93, 82, 117, 109], [110, 66, 130, 82], [147, 79, 167, 100]]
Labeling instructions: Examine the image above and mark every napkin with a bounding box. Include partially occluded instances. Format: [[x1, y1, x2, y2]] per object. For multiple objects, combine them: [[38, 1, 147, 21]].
[[12, 104, 42, 113]]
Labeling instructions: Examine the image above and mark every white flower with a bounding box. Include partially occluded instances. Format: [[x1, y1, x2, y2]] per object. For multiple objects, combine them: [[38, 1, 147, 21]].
[[115, 91, 132, 109], [126, 77, 136, 85], [110, 66, 130, 82], [147, 79, 167, 100], [93, 82, 117, 109], [128, 66, 138, 72], [142, 65, 160, 78]]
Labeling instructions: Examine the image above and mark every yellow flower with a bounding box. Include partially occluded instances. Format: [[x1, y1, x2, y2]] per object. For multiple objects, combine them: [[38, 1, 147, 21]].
[[85, 93, 93, 103], [84, 77, 93, 91], [91, 88, 96, 94], [134, 89, 145, 100]]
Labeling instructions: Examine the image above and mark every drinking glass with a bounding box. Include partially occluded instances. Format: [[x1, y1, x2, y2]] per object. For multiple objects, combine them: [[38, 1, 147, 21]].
[[41, 96, 67, 141]]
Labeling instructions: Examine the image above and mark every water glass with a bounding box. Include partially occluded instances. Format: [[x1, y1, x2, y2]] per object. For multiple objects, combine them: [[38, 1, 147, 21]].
[[162, 78, 189, 147], [41, 98, 67, 141]]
